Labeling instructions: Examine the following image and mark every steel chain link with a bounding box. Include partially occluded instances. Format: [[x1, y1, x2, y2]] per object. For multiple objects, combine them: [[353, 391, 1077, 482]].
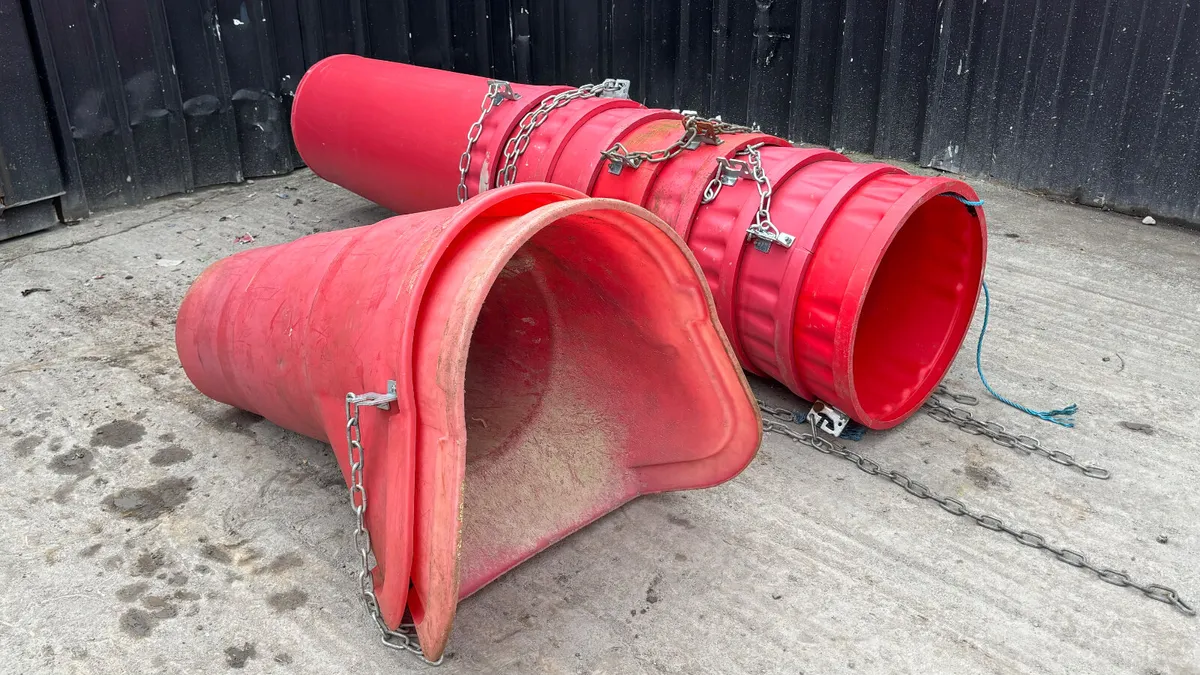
[[345, 389, 444, 665], [457, 80, 520, 204], [496, 79, 629, 188], [758, 402, 1195, 617], [600, 114, 759, 173], [700, 143, 794, 251], [924, 385, 1110, 479]]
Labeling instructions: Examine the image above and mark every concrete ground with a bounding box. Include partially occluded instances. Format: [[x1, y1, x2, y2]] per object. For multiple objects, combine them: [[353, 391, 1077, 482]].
[[1, 167, 1198, 675]]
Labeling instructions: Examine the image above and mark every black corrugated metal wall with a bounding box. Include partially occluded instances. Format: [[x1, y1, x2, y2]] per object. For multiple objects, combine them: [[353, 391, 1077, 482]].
[[2, 0, 1198, 239]]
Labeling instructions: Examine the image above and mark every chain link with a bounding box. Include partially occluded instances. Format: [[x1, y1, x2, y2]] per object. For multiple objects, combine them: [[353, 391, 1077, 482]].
[[924, 385, 1110, 479], [700, 143, 794, 251], [759, 402, 1195, 617], [345, 387, 444, 665], [458, 80, 521, 204], [495, 79, 629, 188], [600, 114, 759, 174]]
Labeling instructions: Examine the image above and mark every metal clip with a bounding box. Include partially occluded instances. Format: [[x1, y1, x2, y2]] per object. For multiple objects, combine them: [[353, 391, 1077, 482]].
[[691, 118, 725, 147], [487, 80, 521, 105], [600, 78, 632, 99], [601, 143, 641, 175], [806, 401, 850, 437], [716, 157, 754, 186], [747, 227, 795, 252], [349, 380, 398, 411]]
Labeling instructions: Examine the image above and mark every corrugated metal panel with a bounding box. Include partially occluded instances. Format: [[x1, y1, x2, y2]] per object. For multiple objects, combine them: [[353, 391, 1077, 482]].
[[3, 0, 1198, 230], [0, 0, 65, 238]]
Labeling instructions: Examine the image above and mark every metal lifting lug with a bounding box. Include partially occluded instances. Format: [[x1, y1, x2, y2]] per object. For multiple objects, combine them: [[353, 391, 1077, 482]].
[[747, 227, 796, 253], [691, 118, 726, 147], [806, 401, 851, 438], [349, 380, 399, 411], [601, 144, 641, 175], [716, 157, 754, 186], [599, 78, 632, 99], [487, 80, 521, 105]]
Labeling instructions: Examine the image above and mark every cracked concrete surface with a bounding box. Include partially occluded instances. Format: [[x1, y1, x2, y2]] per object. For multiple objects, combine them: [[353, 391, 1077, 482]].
[[1, 170, 1198, 674]]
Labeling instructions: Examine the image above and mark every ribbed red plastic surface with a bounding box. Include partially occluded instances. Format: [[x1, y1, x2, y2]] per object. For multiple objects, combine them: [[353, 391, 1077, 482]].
[[511, 96, 641, 183]]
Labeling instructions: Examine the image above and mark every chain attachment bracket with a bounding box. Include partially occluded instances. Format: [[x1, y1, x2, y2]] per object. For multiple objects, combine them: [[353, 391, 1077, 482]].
[[699, 143, 794, 252], [344, 381, 444, 666], [457, 80, 521, 204], [600, 113, 757, 175], [599, 78, 632, 99], [495, 78, 630, 188], [807, 401, 850, 437]]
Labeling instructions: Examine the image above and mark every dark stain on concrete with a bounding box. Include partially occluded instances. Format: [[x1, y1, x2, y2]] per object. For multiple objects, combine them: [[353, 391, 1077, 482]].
[[645, 573, 662, 605], [12, 435, 42, 458], [119, 608, 158, 637], [256, 552, 304, 575], [116, 582, 149, 602], [173, 590, 201, 601], [131, 550, 167, 578], [224, 643, 257, 669], [1120, 421, 1156, 435], [219, 409, 263, 437], [964, 464, 1010, 491], [273, 653, 293, 665], [52, 480, 79, 504], [266, 588, 308, 612], [79, 543, 103, 558], [102, 476, 195, 520], [102, 554, 124, 571], [90, 420, 146, 448], [49, 447, 94, 475], [666, 514, 696, 530], [158, 433, 176, 442], [167, 573, 189, 586], [149, 445, 193, 466], [199, 543, 233, 565], [237, 547, 264, 566], [141, 595, 179, 619]]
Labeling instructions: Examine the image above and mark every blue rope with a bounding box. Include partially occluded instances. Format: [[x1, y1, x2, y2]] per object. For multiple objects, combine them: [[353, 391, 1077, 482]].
[[975, 281, 1078, 427], [945, 193, 985, 207]]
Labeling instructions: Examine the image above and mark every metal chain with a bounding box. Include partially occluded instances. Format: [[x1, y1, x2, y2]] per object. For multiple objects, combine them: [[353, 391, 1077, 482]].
[[924, 385, 1110, 479], [600, 113, 759, 174], [759, 402, 1195, 617], [345, 386, 444, 665], [700, 143, 794, 251], [458, 80, 521, 204], [496, 78, 630, 187]]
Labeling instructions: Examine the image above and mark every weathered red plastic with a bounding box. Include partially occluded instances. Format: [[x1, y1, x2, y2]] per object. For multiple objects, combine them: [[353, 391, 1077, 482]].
[[174, 184, 761, 660], [291, 56, 988, 428]]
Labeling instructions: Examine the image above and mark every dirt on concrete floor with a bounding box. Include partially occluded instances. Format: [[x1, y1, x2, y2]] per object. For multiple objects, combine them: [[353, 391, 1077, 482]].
[[1, 169, 1198, 674]]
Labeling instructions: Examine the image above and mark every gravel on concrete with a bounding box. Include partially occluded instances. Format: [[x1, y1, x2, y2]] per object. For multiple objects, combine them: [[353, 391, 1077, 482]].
[[1, 169, 1198, 674]]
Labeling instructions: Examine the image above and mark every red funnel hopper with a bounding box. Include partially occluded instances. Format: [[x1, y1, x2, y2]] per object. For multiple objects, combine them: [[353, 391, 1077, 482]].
[[175, 184, 761, 659]]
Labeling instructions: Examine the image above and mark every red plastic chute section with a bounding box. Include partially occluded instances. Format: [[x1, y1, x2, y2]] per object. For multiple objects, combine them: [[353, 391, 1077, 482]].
[[175, 184, 762, 660], [292, 56, 988, 428], [292, 54, 570, 212]]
